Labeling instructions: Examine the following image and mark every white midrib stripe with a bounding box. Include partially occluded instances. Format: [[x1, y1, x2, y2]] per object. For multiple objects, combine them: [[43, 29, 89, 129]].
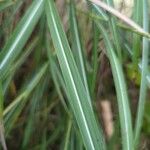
[[0, 0, 43, 70], [112, 52, 131, 150], [49, 2, 95, 150]]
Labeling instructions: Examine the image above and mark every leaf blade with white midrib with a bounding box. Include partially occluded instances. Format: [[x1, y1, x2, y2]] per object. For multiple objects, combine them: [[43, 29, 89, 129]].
[[96, 22, 133, 150], [46, 0, 106, 149], [0, 0, 44, 80]]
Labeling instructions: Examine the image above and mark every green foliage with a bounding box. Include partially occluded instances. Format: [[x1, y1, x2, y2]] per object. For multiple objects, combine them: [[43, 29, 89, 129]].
[[0, 0, 150, 149]]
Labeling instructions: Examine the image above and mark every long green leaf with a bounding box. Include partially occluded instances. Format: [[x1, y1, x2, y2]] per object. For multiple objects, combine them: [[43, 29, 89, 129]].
[[96, 22, 133, 150], [46, 0, 106, 149], [134, 0, 149, 148], [69, 0, 91, 106], [0, 0, 44, 79]]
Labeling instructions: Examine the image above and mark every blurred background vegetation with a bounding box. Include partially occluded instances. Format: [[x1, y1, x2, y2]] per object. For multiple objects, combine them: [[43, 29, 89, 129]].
[[0, 0, 150, 149]]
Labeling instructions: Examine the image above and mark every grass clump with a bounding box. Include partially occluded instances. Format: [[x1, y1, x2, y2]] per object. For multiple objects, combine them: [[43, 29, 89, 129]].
[[0, 0, 149, 149]]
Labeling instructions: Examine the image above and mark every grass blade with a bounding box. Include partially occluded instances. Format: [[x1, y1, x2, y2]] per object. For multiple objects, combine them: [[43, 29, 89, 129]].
[[46, 0, 106, 149], [0, 0, 44, 79], [134, 0, 149, 148]]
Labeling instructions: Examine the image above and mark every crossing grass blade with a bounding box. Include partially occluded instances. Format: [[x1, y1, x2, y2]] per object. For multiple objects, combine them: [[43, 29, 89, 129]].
[[134, 0, 149, 148], [0, 0, 44, 80], [45, 0, 106, 149]]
